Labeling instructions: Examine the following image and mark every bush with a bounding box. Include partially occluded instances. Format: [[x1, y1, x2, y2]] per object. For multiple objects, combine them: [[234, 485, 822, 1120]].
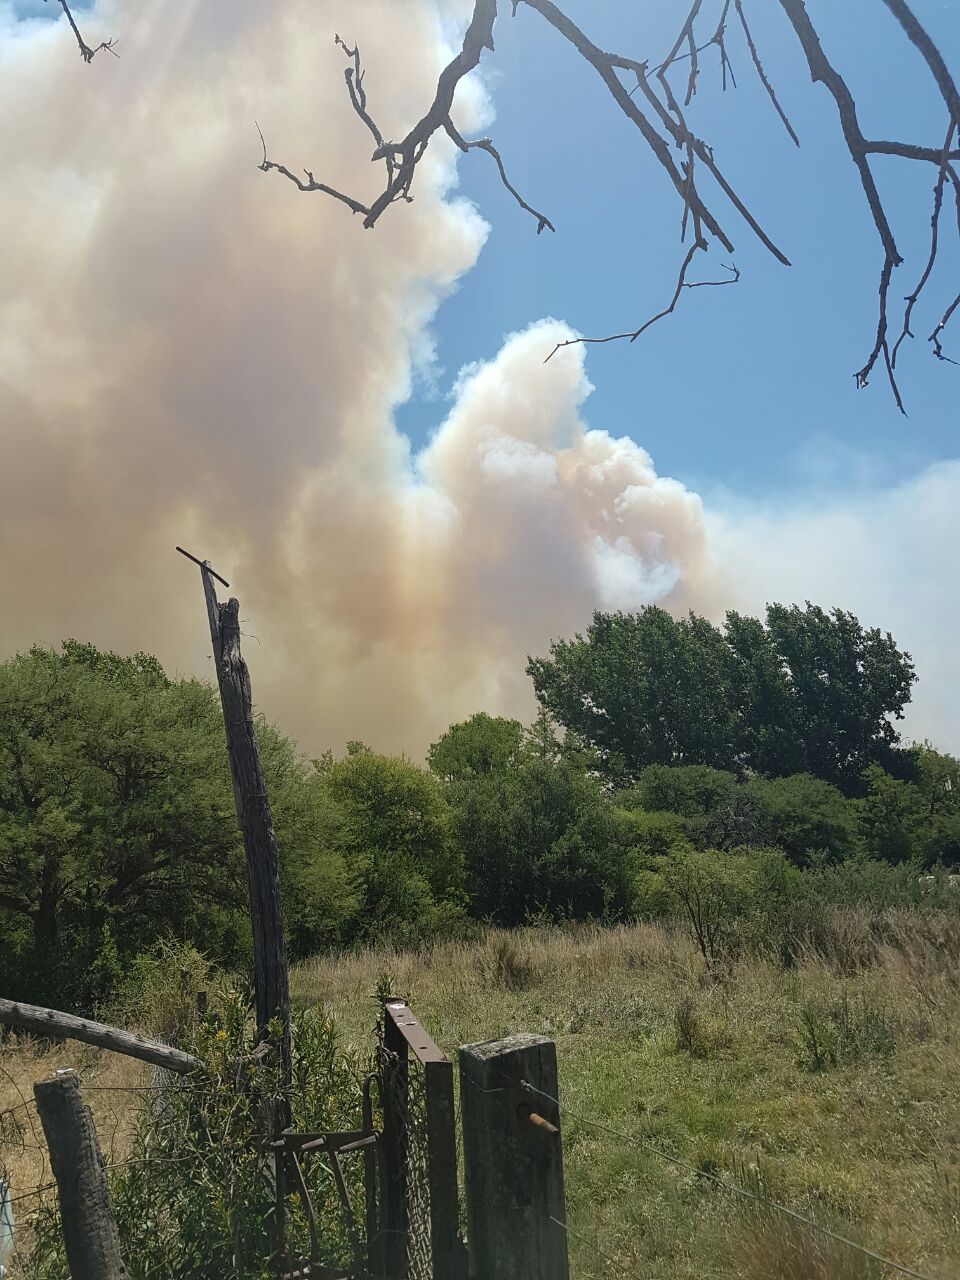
[[22, 984, 367, 1280]]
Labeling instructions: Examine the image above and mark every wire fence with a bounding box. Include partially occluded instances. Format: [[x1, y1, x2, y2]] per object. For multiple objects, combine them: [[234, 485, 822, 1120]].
[[513, 1075, 938, 1280], [376, 1034, 434, 1280], [2, 1018, 948, 1280]]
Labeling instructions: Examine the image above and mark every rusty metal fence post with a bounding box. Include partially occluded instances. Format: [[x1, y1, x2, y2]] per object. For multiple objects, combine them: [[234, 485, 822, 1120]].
[[377, 1001, 466, 1280]]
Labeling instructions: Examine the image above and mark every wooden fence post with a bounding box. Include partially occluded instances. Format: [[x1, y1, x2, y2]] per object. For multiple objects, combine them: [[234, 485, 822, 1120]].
[[178, 549, 291, 1107], [33, 1069, 126, 1280], [459, 1034, 569, 1280]]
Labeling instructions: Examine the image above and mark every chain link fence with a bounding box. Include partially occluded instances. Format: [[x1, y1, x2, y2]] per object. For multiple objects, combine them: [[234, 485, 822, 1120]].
[[375, 1002, 463, 1280]]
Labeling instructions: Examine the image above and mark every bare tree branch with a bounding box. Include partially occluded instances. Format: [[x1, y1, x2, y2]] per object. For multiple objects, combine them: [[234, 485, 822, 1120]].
[[929, 163, 960, 363], [544, 246, 739, 361], [48, 0, 117, 63], [865, 140, 960, 163], [880, 0, 960, 126], [260, 0, 958, 407], [257, 123, 370, 217], [776, 0, 907, 410], [733, 0, 800, 146], [892, 124, 956, 367], [443, 119, 555, 233]]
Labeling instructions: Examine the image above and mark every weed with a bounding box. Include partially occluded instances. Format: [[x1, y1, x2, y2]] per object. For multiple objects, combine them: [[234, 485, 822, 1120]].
[[478, 933, 539, 991], [795, 992, 898, 1072], [674, 993, 705, 1057]]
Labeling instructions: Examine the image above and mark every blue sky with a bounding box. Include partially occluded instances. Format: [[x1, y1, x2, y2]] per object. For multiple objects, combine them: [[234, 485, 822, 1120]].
[[395, 0, 959, 501]]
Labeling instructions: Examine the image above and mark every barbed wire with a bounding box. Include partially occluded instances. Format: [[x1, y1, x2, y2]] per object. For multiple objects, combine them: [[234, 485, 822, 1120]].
[[0, 1099, 36, 1120], [4, 1181, 58, 1207], [517, 1078, 936, 1280]]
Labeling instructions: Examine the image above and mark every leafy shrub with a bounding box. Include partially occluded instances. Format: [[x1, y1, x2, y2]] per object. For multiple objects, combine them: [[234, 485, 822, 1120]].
[[22, 985, 367, 1280]]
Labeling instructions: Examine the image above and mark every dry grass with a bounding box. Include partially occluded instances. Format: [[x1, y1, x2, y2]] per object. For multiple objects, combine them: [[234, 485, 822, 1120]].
[[1, 1037, 149, 1274], [292, 914, 960, 1279], [3, 912, 960, 1278]]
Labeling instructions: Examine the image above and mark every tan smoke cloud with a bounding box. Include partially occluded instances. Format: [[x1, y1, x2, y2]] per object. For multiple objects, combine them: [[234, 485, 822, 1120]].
[[2, 0, 956, 760], [0, 0, 718, 757]]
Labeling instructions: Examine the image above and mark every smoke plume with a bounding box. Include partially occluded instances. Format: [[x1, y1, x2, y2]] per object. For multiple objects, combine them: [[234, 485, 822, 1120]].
[[1, 0, 956, 757]]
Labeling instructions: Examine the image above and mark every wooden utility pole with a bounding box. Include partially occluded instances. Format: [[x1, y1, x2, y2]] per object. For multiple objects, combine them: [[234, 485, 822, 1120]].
[[33, 1070, 127, 1280], [177, 547, 291, 1106], [459, 1034, 569, 1280]]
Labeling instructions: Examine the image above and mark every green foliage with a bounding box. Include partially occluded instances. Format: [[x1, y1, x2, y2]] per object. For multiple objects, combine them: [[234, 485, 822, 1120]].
[[795, 991, 899, 1072], [637, 846, 807, 965], [317, 746, 466, 945], [0, 641, 244, 1009], [528, 603, 916, 788], [527, 607, 738, 776], [433, 715, 637, 925], [745, 773, 858, 866], [857, 764, 929, 865], [0, 642, 351, 1011], [20, 977, 366, 1280], [427, 711, 523, 781]]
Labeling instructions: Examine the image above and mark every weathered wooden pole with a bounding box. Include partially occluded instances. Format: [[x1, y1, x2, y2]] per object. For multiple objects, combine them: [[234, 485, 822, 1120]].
[[459, 1034, 569, 1280], [33, 1069, 127, 1280], [0, 998, 201, 1075], [178, 546, 291, 1272], [177, 547, 291, 1098]]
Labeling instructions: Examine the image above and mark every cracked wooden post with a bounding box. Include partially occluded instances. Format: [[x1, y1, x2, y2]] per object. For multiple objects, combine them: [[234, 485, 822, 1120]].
[[178, 546, 292, 1270], [177, 547, 291, 1102], [33, 1069, 126, 1280], [459, 1034, 569, 1280]]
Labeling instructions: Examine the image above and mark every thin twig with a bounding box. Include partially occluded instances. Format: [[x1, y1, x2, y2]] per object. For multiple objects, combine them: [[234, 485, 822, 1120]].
[[892, 121, 956, 367], [443, 119, 555, 233], [733, 0, 799, 145], [48, 0, 118, 62], [545, 247, 739, 361]]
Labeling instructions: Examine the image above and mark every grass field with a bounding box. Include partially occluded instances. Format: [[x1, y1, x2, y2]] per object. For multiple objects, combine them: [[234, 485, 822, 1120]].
[[4, 910, 960, 1278], [291, 912, 960, 1280]]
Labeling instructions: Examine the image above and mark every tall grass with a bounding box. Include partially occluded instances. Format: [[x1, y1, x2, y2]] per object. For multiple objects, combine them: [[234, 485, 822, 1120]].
[[3, 910, 960, 1278]]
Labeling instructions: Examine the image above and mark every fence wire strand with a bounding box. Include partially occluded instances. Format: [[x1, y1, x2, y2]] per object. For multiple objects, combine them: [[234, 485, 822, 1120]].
[[517, 1078, 937, 1280]]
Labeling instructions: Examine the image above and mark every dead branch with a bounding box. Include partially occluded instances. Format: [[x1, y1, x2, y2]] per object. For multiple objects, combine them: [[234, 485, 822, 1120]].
[[259, 0, 959, 408], [260, 3, 501, 228], [48, 0, 117, 63], [544, 247, 740, 362], [0, 997, 201, 1075], [443, 120, 555, 233], [733, 0, 799, 145], [892, 123, 956, 367], [880, 0, 960, 125]]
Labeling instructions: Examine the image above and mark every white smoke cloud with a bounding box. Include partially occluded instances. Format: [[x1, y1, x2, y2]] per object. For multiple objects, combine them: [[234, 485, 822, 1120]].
[[1, 0, 956, 760], [708, 462, 960, 754]]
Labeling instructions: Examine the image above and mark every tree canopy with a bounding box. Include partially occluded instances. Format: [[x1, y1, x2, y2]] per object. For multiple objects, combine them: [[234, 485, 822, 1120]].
[[1, 625, 956, 1015], [528, 603, 916, 789]]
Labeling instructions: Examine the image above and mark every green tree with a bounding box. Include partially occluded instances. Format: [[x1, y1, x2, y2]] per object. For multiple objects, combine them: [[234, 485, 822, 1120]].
[[527, 608, 737, 778], [427, 711, 523, 782], [857, 764, 929, 866], [745, 773, 858, 866], [318, 747, 465, 943], [761, 604, 915, 791], [619, 765, 768, 851], [0, 641, 349, 1010], [432, 715, 636, 924], [527, 603, 916, 788]]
